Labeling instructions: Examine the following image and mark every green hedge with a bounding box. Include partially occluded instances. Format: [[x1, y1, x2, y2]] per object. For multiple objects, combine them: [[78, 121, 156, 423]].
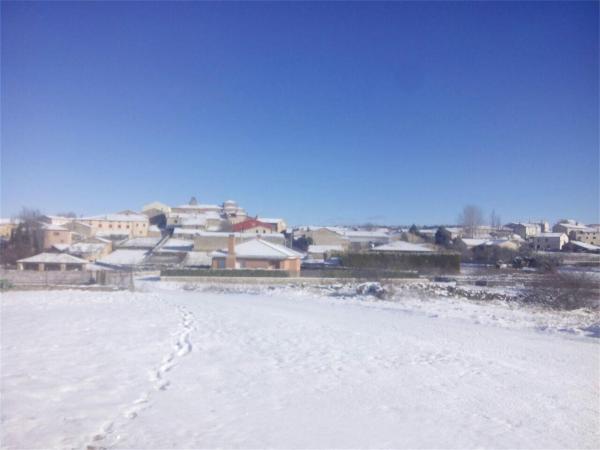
[[339, 252, 460, 273], [161, 269, 290, 278]]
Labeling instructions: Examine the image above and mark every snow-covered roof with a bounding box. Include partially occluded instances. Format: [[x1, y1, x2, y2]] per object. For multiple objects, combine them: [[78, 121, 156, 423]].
[[569, 241, 600, 251], [119, 237, 162, 248], [162, 238, 194, 251], [41, 223, 69, 231], [97, 249, 148, 266], [373, 241, 434, 253], [460, 238, 488, 248], [51, 244, 71, 252], [534, 233, 566, 238], [69, 242, 109, 254], [148, 225, 161, 232], [82, 213, 148, 222], [18, 252, 88, 264], [183, 251, 212, 267], [213, 239, 302, 260]]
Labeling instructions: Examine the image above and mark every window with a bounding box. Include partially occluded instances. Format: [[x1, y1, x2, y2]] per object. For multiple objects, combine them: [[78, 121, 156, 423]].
[[53, 232, 60, 236]]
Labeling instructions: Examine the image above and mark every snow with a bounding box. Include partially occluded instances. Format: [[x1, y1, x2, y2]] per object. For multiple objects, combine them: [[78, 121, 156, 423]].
[[213, 238, 303, 260], [97, 249, 148, 266], [1, 283, 598, 449]]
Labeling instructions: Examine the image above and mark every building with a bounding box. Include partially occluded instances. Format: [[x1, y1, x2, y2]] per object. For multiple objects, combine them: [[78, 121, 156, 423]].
[[211, 236, 302, 275], [295, 227, 350, 247], [142, 201, 171, 218], [222, 200, 247, 222], [167, 211, 222, 230], [553, 220, 590, 236], [0, 219, 19, 239], [343, 230, 390, 250], [79, 212, 149, 238], [39, 224, 72, 249], [17, 252, 88, 271], [257, 218, 287, 233], [530, 233, 569, 251], [567, 227, 600, 246], [232, 218, 276, 234], [505, 223, 541, 239]]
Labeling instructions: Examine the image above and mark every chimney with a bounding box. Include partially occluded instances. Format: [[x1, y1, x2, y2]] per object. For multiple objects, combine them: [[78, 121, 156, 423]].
[[226, 234, 236, 269]]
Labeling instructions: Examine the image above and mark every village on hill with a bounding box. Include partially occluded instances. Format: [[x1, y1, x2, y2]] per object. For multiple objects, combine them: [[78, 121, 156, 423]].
[[0, 197, 598, 280]]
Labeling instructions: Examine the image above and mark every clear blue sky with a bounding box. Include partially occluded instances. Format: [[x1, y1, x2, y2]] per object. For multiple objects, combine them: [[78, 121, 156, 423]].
[[2, 1, 598, 225]]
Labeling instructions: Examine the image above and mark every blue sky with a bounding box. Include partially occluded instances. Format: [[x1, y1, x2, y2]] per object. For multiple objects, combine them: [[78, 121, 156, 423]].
[[2, 1, 598, 225]]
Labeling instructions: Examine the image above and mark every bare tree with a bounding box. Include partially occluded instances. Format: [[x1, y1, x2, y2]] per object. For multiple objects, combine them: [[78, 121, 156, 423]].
[[1, 208, 45, 265], [458, 205, 483, 238], [489, 209, 502, 230]]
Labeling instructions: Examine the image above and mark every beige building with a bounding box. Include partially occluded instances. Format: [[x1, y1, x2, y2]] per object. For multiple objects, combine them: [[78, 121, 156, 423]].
[[0, 219, 19, 239], [568, 228, 600, 245], [79, 213, 149, 237], [211, 236, 302, 275], [40, 224, 72, 249]]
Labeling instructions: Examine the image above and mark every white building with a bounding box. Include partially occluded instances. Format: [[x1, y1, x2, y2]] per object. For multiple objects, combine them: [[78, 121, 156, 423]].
[[530, 233, 569, 251]]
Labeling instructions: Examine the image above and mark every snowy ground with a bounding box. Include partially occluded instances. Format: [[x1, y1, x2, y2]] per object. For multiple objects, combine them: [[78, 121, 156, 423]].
[[1, 282, 599, 449]]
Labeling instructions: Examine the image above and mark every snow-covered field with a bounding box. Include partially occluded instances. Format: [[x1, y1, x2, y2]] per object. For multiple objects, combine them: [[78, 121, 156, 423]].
[[1, 282, 599, 449]]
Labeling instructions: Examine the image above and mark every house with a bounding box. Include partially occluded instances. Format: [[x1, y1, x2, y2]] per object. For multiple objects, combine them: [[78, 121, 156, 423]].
[[307, 244, 344, 260], [232, 218, 276, 234], [505, 223, 541, 239], [530, 233, 569, 251], [39, 223, 72, 249], [211, 235, 302, 275], [79, 212, 149, 238], [257, 218, 287, 233], [193, 231, 285, 251], [17, 252, 88, 271]]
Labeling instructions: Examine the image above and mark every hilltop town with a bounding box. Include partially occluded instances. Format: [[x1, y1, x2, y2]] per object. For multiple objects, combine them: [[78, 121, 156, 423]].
[[0, 197, 598, 281]]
